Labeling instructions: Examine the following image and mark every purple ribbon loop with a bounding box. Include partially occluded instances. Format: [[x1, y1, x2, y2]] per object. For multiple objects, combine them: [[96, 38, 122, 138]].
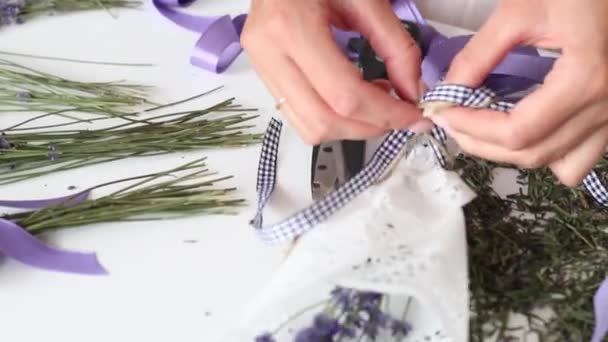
[[153, 0, 247, 73], [0, 191, 107, 275]]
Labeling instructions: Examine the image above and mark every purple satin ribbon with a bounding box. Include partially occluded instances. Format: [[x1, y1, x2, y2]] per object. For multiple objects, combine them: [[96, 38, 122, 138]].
[[0, 192, 107, 275], [593, 278, 608, 342], [152, 0, 554, 97], [153, 0, 247, 73]]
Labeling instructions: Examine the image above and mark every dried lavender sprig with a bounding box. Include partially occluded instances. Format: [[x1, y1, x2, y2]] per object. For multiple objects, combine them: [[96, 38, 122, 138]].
[[2, 158, 245, 234], [0, 98, 262, 185], [0, 0, 141, 27], [455, 154, 608, 341], [0, 58, 152, 117]]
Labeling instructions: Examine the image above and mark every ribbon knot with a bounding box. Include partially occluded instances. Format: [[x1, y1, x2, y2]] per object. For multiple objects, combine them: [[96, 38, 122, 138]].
[[420, 84, 514, 117]]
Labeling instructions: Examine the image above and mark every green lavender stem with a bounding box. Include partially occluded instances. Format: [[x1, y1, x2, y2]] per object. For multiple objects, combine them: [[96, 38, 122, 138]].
[[2, 158, 245, 234], [0, 97, 262, 185], [0, 58, 152, 117]]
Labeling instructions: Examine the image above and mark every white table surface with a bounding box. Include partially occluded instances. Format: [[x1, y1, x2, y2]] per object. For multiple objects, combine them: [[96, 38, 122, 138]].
[[0, 2, 478, 341]]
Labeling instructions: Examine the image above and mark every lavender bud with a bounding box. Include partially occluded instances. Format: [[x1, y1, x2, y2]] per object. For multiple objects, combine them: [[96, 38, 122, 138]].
[[254, 333, 276, 342]]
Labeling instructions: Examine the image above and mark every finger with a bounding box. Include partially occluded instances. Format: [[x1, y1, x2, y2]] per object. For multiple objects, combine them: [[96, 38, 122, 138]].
[[434, 58, 589, 149], [286, 12, 422, 130], [444, 3, 530, 87], [549, 125, 608, 187], [246, 52, 321, 141], [446, 103, 608, 169], [336, 0, 422, 101], [371, 79, 393, 93], [249, 45, 388, 143]]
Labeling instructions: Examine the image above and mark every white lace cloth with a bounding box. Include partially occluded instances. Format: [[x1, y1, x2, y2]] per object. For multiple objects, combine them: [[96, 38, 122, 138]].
[[228, 137, 476, 342]]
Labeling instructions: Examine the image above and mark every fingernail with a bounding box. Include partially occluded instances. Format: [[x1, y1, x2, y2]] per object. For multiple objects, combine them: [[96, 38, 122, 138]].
[[408, 119, 434, 134], [417, 79, 428, 100]]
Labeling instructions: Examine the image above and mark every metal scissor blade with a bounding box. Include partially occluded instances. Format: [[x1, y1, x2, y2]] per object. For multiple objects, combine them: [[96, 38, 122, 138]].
[[311, 141, 346, 201], [311, 140, 366, 201]]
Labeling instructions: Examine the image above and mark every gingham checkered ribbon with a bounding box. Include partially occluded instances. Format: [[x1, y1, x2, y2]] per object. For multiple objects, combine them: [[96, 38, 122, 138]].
[[251, 84, 608, 244]]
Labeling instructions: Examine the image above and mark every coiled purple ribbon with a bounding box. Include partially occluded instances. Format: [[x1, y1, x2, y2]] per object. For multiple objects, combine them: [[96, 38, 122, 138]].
[[153, 1, 605, 339], [0, 193, 107, 275], [153, 0, 247, 73]]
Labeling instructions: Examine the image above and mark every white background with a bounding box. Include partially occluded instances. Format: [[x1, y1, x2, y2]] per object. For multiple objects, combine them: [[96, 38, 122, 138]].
[[0, 2, 480, 341]]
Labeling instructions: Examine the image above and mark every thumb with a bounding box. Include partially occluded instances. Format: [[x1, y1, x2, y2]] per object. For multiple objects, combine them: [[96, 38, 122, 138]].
[[338, 0, 422, 101], [444, 7, 529, 87]]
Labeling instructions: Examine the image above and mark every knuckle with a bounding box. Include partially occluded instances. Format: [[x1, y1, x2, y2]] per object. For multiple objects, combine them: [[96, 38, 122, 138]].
[[555, 171, 584, 187], [300, 122, 333, 146], [502, 124, 531, 150], [329, 89, 362, 119], [239, 28, 257, 50], [265, 6, 293, 37], [586, 63, 608, 100], [300, 133, 323, 146], [517, 152, 547, 169], [449, 50, 476, 76]]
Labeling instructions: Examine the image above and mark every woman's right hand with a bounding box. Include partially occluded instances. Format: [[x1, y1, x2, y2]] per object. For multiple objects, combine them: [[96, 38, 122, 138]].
[[241, 0, 425, 144]]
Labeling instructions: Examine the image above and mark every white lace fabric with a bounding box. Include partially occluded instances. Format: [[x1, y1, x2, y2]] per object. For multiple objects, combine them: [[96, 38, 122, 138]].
[[230, 136, 477, 342]]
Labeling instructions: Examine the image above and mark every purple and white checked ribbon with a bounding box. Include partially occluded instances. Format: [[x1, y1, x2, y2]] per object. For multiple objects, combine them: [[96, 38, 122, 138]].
[[250, 84, 608, 244]]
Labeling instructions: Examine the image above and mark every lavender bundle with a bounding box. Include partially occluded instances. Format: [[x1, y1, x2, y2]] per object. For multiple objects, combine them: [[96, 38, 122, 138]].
[[3, 158, 244, 234], [255, 288, 414, 342], [0, 97, 261, 185], [0, 58, 152, 118], [0, 0, 140, 26]]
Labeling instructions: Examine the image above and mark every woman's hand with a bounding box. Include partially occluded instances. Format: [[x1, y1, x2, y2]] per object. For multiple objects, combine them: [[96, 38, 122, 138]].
[[432, 0, 608, 186], [241, 0, 424, 144]]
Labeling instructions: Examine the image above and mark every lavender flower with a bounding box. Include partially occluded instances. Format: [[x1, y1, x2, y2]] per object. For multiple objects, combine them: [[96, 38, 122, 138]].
[[15, 92, 31, 102], [0, 137, 10, 150], [0, 0, 24, 26], [330, 287, 353, 309], [294, 328, 328, 342], [312, 314, 339, 336], [47, 144, 58, 160], [258, 287, 413, 341], [391, 319, 412, 338], [254, 332, 276, 342]]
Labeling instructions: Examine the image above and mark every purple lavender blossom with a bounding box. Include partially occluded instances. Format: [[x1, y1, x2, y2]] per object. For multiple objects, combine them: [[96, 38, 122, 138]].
[[254, 332, 276, 342], [330, 287, 353, 309], [337, 326, 356, 338], [391, 319, 412, 338], [0, 0, 25, 26], [259, 287, 413, 341], [294, 327, 328, 342], [15, 92, 31, 102], [312, 314, 339, 336], [47, 144, 58, 160], [0, 137, 10, 150]]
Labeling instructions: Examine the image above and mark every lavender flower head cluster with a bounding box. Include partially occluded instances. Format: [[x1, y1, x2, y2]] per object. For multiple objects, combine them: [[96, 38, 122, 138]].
[[255, 287, 413, 342], [0, 0, 25, 26]]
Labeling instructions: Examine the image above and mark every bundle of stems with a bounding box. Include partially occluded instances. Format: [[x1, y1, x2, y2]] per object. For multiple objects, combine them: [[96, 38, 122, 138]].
[[2, 158, 245, 234], [0, 58, 152, 117], [0, 0, 141, 27], [455, 153, 608, 341], [0, 97, 261, 185]]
